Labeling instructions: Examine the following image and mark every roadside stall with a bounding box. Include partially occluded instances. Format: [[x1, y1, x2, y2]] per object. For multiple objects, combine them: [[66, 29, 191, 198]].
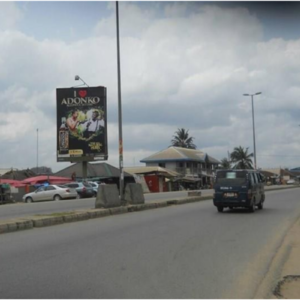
[[0, 183, 13, 204]]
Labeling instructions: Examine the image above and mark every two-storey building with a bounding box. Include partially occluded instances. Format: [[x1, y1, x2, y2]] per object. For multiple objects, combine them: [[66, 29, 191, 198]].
[[140, 146, 220, 187]]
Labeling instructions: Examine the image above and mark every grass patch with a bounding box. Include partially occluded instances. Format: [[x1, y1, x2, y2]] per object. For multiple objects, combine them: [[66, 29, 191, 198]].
[[34, 211, 76, 217]]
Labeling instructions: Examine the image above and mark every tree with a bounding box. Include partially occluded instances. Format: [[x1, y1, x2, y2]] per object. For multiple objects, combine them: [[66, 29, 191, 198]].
[[31, 166, 53, 175], [230, 146, 254, 169], [170, 128, 196, 149], [218, 157, 232, 169]]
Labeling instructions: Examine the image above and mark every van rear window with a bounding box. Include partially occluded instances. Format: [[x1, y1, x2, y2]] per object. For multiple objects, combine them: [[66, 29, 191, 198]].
[[216, 171, 247, 185]]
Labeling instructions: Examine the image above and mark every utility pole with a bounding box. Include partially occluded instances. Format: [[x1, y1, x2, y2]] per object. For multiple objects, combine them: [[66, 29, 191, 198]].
[[37, 128, 39, 175], [116, 1, 124, 203]]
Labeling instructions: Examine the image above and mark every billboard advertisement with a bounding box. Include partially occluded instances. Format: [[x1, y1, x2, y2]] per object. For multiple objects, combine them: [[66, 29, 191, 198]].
[[56, 86, 108, 162]]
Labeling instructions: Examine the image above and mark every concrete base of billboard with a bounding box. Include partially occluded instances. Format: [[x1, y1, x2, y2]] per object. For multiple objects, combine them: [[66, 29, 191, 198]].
[[125, 183, 145, 204], [95, 184, 121, 209]]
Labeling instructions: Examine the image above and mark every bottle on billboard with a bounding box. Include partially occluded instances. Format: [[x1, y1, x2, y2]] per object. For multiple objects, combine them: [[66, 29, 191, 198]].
[[59, 117, 69, 155]]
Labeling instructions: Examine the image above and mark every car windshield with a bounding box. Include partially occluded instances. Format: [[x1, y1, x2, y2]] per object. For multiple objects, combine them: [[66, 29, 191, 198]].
[[216, 171, 248, 185], [83, 182, 92, 188]]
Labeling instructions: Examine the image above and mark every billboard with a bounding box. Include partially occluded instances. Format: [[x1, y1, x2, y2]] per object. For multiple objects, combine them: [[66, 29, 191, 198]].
[[56, 86, 108, 162]]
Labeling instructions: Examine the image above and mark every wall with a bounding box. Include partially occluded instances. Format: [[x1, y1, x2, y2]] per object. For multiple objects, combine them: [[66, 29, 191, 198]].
[[165, 162, 177, 171], [145, 162, 158, 167], [12, 186, 36, 202], [144, 175, 159, 193]]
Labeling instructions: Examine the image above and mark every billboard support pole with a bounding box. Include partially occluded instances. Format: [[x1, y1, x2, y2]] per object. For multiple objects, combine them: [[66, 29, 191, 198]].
[[82, 161, 87, 181], [116, 1, 124, 204]]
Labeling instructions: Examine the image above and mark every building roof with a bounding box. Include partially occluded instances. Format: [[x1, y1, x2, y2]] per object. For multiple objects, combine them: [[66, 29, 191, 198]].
[[124, 166, 180, 178], [281, 169, 299, 177], [1, 169, 37, 180], [260, 170, 278, 177], [0, 168, 17, 177], [140, 147, 220, 164], [21, 176, 71, 185], [54, 162, 133, 179], [263, 168, 300, 178]]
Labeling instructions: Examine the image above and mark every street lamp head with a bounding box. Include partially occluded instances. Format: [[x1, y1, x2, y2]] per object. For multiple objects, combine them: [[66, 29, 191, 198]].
[[74, 75, 89, 87], [255, 92, 262, 95], [243, 94, 250, 96]]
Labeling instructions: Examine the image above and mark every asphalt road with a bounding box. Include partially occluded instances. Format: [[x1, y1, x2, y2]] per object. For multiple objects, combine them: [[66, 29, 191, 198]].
[[0, 190, 213, 221], [1, 188, 300, 298]]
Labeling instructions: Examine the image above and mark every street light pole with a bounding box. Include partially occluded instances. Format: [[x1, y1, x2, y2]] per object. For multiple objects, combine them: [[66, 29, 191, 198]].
[[243, 92, 262, 169], [116, 1, 124, 203], [251, 94, 257, 169], [37, 128, 39, 175]]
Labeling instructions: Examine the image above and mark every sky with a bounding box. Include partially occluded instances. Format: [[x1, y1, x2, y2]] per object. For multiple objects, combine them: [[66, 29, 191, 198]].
[[0, 1, 300, 173]]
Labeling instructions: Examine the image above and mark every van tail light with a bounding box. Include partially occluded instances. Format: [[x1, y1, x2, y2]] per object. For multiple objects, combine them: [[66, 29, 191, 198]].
[[247, 189, 252, 200], [66, 189, 70, 193]]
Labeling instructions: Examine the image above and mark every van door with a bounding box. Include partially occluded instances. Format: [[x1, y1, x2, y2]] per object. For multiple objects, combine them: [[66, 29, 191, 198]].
[[249, 173, 259, 204], [256, 173, 264, 202]]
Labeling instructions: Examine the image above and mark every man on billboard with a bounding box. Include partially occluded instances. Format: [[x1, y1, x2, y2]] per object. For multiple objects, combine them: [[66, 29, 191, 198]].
[[82, 110, 105, 138]]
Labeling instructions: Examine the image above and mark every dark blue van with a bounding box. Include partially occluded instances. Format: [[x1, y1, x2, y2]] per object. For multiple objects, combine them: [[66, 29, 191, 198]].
[[213, 169, 265, 213]]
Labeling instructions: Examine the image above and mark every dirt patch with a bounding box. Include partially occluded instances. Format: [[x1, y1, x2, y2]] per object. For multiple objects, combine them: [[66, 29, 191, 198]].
[[274, 275, 300, 299], [254, 216, 300, 299]]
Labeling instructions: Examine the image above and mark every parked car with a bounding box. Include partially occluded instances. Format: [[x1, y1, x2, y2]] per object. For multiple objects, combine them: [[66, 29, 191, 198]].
[[88, 181, 99, 196], [22, 185, 78, 203], [286, 179, 296, 185], [63, 182, 94, 198]]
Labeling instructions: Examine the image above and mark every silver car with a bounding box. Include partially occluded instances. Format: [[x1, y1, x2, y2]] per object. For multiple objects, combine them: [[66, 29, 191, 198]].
[[22, 185, 78, 203], [88, 181, 99, 196]]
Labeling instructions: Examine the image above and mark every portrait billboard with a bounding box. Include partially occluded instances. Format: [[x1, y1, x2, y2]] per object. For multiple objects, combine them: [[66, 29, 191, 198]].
[[56, 86, 108, 162]]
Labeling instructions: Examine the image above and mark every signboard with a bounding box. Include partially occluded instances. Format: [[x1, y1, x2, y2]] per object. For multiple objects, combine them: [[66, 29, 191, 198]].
[[56, 86, 108, 162]]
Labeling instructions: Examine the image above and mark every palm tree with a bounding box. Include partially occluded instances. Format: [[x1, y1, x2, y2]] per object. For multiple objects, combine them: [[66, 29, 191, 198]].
[[170, 128, 196, 149], [218, 157, 232, 169], [230, 146, 254, 169]]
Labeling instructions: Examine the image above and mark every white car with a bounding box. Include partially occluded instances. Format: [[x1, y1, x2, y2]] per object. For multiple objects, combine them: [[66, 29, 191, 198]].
[[22, 185, 78, 203], [286, 179, 296, 185]]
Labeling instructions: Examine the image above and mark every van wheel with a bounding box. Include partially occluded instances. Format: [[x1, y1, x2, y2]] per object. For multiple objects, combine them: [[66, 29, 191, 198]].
[[217, 207, 224, 213], [257, 202, 264, 210], [249, 202, 255, 213]]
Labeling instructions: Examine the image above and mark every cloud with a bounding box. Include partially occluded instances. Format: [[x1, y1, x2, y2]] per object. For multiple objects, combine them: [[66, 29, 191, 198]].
[[0, 2, 23, 30], [0, 3, 300, 172]]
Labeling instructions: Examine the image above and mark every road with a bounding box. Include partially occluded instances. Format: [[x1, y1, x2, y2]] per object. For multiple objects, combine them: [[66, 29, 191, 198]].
[[0, 190, 214, 221], [0, 186, 294, 221], [1, 188, 300, 298]]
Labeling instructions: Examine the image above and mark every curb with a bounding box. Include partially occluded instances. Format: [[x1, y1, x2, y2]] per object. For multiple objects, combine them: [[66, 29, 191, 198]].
[[0, 196, 203, 235], [1, 186, 299, 235]]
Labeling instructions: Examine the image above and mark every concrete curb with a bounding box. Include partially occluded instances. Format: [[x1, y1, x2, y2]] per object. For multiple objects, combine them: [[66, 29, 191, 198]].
[[1, 186, 299, 235], [265, 185, 300, 192]]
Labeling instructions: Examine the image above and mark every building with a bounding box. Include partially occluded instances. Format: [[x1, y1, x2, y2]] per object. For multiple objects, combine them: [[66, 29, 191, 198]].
[[262, 168, 300, 184], [140, 147, 220, 187], [124, 166, 180, 193], [54, 162, 135, 188]]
